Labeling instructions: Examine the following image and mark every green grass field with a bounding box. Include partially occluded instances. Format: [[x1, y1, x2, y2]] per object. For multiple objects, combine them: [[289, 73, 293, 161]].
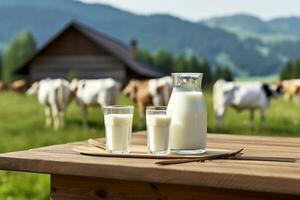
[[235, 74, 279, 83], [0, 91, 299, 199]]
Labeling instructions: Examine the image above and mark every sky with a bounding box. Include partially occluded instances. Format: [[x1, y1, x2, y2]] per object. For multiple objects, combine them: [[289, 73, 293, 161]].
[[79, 0, 300, 22]]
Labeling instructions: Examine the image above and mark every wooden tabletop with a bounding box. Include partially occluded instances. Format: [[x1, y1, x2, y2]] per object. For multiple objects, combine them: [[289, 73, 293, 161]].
[[0, 131, 299, 195]]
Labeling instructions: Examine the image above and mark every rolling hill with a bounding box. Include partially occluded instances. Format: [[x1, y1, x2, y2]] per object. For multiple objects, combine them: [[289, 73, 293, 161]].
[[0, 0, 299, 76], [203, 14, 300, 43]]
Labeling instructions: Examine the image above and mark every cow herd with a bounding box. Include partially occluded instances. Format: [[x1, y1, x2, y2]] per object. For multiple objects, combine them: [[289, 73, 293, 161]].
[[24, 77, 171, 130], [1, 77, 299, 131]]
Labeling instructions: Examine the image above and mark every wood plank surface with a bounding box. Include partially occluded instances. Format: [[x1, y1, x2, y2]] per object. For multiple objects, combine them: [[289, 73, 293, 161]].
[[0, 131, 299, 195], [51, 174, 300, 200]]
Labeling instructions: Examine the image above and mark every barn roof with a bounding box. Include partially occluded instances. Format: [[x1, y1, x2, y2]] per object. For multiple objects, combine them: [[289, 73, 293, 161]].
[[16, 21, 163, 78]]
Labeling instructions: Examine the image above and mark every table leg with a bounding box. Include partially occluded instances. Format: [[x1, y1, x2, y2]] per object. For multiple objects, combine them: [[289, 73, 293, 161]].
[[51, 174, 300, 200]]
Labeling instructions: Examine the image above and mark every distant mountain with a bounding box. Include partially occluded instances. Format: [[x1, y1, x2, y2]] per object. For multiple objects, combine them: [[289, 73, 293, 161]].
[[0, 0, 299, 76], [203, 14, 300, 43], [205, 14, 272, 35], [269, 17, 300, 37]]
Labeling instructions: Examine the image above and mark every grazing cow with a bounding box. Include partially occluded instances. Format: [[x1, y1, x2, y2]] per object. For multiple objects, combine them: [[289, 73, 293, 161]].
[[123, 76, 172, 117], [0, 81, 7, 91], [280, 79, 300, 101], [11, 79, 27, 93], [70, 78, 121, 128], [27, 79, 71, 130], [213, 79, 282, 130]]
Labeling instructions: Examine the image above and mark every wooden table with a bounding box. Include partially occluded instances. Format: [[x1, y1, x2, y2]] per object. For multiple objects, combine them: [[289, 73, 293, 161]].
[[0, 131, 299, 200]]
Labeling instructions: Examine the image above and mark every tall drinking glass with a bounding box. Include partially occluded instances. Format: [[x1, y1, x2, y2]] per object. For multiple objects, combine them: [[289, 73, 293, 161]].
[[104, 105, 134, 154], [146, 106, 171, 155]]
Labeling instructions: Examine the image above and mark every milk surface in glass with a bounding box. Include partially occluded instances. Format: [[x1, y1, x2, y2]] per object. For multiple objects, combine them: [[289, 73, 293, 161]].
[[146, 113, 171, 154], [167, 73, 207, 154]]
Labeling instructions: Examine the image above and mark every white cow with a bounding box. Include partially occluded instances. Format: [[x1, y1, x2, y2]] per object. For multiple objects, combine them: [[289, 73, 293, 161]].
[[70, 78, 121, 127], [27, 79, 71, 130], [148, 76, 173, 106], [213, 79, 281, 130]]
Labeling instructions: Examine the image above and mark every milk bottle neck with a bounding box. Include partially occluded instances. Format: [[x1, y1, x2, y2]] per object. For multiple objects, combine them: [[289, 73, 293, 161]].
[[172, 73, 203, 91], [173, 86, 202, 92]]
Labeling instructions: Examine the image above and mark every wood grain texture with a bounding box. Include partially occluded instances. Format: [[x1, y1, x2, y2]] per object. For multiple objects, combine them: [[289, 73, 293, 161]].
[[0, 131, 300, 195], [51, 174, 300, 200]]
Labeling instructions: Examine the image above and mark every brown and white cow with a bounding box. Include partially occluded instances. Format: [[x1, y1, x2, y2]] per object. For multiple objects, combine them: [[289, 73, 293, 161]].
[[123, 76, 172, 117], [0, 81, 7, 91], [280, 79, 300, 102], [11, 79, 27, 93]]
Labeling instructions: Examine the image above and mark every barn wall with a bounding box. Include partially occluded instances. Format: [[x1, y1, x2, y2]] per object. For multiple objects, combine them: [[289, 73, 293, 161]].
[[29, 27, 126, 83], [30, 55, 126, 82]]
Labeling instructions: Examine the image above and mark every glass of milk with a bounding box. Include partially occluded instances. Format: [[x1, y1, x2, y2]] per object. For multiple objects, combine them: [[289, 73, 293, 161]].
[[104, 105, 134, 154], [146, 106, 171, 155]]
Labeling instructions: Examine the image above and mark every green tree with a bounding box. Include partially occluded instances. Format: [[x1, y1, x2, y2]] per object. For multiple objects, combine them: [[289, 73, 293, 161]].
[[280, 60, 293, 80], [213, 67, 234, 82], [222, 67, 234, 81], [199, 59, 213, 85], [186, 54, 199, 72], [174, 54, 187, 72], [3, 31, 37, 83], [0, 53, 2, 80], [185, 55, 212, 86], [66, 70, 79, 81], [152, 49, 173, 73], [292, 60, 300, 79], [296, 60, 300, 78], [138, 49, 153, 66], [138, 48, 214, 85], [280, 60, 300, 80], [213, 67, 222, 82]]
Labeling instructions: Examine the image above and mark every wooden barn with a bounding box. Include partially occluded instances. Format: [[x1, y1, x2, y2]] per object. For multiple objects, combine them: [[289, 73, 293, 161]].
[[16, 21, 162, 83]]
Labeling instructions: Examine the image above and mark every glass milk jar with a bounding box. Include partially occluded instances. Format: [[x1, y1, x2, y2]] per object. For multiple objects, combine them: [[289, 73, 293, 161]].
[[167, 73, 207, 154]]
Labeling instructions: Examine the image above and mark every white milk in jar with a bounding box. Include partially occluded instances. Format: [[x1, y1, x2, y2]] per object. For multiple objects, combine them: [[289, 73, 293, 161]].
[[104, 114, 133, 153], [146, 114, 171, 154], [167, 73, 207, 154]]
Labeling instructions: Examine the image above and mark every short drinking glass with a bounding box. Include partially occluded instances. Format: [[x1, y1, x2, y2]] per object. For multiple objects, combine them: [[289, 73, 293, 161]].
[[146, 106, 171, 155], [104, 105, 134, 154]]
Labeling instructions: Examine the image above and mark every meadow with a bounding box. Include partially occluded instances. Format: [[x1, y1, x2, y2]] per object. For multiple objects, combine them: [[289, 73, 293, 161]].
[[0, 90, 299, 199]]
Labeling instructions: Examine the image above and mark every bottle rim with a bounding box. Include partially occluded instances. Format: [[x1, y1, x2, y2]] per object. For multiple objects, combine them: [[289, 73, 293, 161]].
[[171, 73, 203, 77]]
